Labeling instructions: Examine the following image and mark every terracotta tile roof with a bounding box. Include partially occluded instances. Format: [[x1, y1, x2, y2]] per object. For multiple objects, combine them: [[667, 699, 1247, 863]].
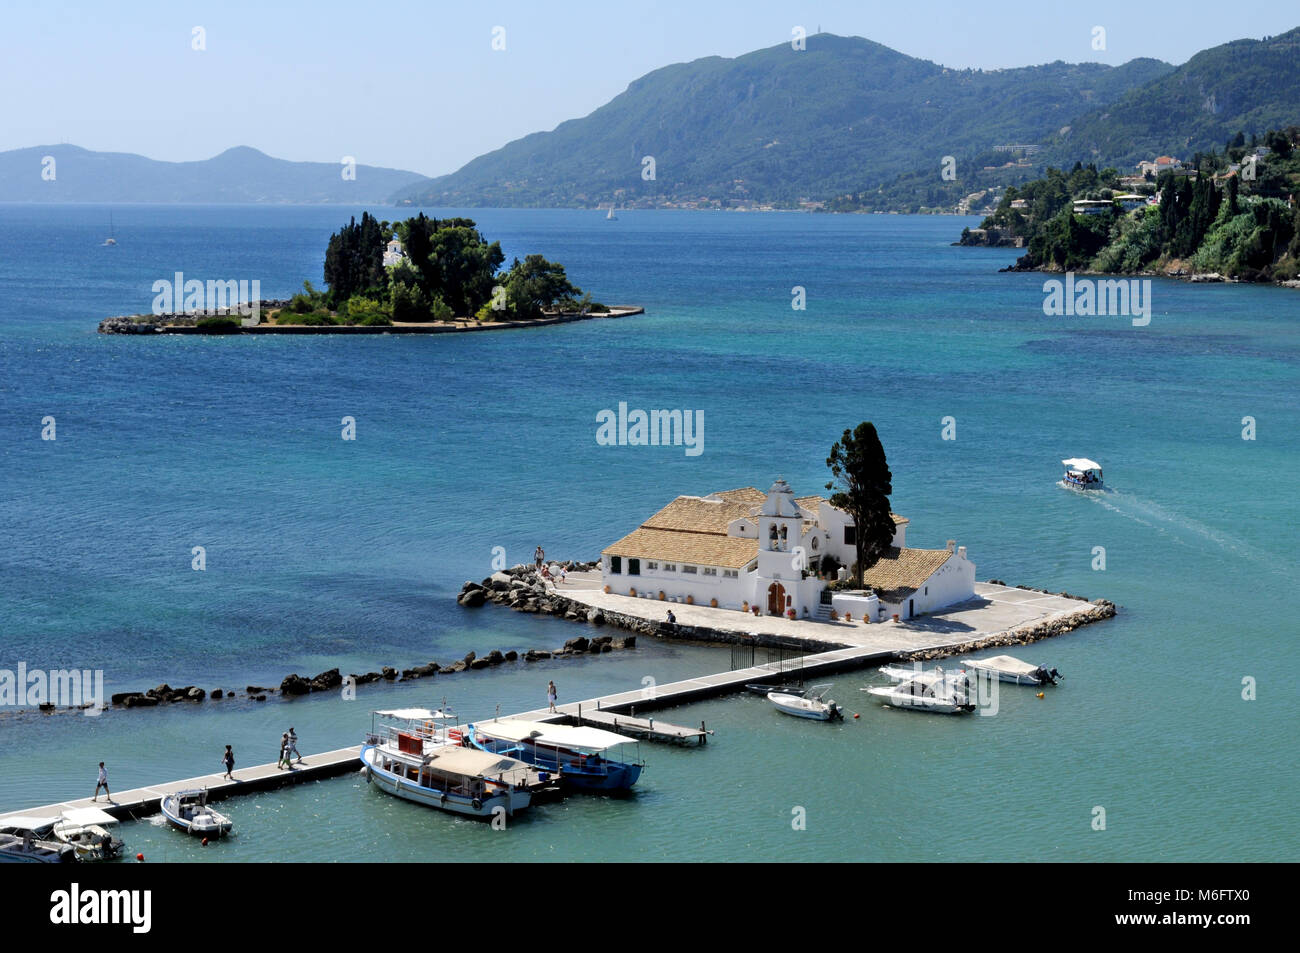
[[601, 527, 759, 569], [861, 547, 953, 600], [642, 495, 758, 534], [710, 487, 766, 505]]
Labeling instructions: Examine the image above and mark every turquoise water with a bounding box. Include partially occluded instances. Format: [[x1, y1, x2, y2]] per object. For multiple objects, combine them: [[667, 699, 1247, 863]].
[[1, 205, 1297, 861]]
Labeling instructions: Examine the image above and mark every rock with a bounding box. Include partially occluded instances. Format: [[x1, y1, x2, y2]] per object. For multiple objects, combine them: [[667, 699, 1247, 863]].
[[469, 658, 491, 670], [211, 689, 224, 699], [489, 571, 513, 591], [309, 668, 343, 692], [592, 635, 613, 646], [563, 636, 590, 653], [411, 663, 439, 677], [486, 650, 504, 664], [618, 636, 636, 649], [39, 702, 56, 712], [600, 644, 612, 653], [587, 642, 602, 654], [525, 650, 551, 661], [504, 650, 518, 661], [463, 651, 476, 664], [381, 667, 396, 680], [111, 692, 140, 706], [187, 687, 206, 701], [586, 610, 605, 625], [458, 588, 487, 607], [147, 683, 172, 698], [253, 694, 267, 702], [448, 661, 468, 673], [280, 674, 311, 695], [246, 685, 274, 695], [124, 695, 159, 708]]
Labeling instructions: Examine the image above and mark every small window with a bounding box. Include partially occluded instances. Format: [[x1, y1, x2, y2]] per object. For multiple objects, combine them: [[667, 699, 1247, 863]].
[[844, 525, 856, 546], [628, 558, 640, 576], [682, 565, 697, 574], [724, 569, 738, 578], [646, 561, 659, 570], [663, 563, 676, 572], [610, 556, 621, 574], [702, 567, 717, 576]]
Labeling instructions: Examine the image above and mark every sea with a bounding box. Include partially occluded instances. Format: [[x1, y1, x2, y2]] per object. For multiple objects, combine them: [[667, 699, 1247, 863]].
[[0, 204, 1296, 862]]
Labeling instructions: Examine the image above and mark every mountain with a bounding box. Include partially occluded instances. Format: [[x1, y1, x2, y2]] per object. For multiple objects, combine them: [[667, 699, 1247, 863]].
[[0, 145, 426, 203], [396, 34, 1174, 208], [1036, 28, 1300, 170]]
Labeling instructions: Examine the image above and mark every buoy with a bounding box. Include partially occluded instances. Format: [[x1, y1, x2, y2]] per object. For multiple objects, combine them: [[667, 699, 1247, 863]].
[[135, 852, 144, 862], [201, 837, 209, 846], [853, 713, 860, 719], [1036, 692, 1044, 699]]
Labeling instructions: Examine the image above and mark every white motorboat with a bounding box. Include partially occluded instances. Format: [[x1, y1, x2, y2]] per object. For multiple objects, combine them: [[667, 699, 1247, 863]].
[[768, 684, 843, 721], [963, 655, 1060, 686], [51, 807, 125, 861], [865, 669, 975, 714], [160, 789, 232, 837], [361, 708, 558, 819], [1061, 457, 1103, 490], [0, 818, 77, 863]]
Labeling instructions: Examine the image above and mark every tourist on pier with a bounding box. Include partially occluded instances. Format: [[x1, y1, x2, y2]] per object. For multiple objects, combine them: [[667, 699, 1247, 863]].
[[666, 609, 676, 625], [277, 733, 291, 770], [92, 761, 110, 802], [222, 745, 235, 780], [287, 727, 302, 764], [559, 566, 567, 586], [534, 546, 545, 569], [547, 680, 558, 712]]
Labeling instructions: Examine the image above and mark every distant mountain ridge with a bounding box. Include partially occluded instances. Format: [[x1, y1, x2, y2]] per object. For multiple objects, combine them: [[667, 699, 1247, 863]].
[[396, 33, 1175, 208], [0, 145, 425, 203]]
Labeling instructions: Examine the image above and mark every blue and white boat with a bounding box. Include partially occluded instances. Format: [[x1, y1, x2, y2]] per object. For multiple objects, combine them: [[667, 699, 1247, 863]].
[[160, 789, 232, 837], [468, 718, 644, 792], [1061, 457, 1104, 490], [361, 709, 557, 819]]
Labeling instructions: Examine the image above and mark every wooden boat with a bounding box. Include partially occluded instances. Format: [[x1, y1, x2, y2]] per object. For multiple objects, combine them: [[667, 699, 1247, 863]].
[[767, 684, 842, 721], [963, 655, 1060, 686], [361, 708, 558, 818], [160, 789, 232, 837], [865, 670, 975, 714], [469, 718, 644, 792], [1061, 457, 1103, 490]]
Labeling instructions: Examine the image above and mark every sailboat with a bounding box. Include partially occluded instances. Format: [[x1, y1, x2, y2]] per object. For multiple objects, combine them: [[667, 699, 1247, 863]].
[[103, 212, 117, 246], [606, 205, 617, 221]]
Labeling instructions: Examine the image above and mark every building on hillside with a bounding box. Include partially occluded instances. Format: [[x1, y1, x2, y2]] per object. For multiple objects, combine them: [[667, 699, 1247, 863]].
[[599, 480, 976, 622], [1072, 199, 1114, 216], [382, 237, 406, 267]]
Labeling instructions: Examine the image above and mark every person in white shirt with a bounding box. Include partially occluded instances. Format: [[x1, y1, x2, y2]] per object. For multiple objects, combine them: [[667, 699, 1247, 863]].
[[92, 761, 110, 802]]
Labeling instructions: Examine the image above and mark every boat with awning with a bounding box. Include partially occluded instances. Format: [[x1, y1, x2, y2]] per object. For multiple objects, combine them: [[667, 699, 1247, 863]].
[[1061, 458, 1104, 489], [468, 718, 644, 791]]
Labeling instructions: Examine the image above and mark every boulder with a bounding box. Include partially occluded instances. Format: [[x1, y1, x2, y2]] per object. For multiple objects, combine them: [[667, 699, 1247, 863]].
[[489, 571, 513, 591], [463, 651, 476, 664], [124, 694, 159, 708], [469, 658, 491, 670], [280, 674, 311, 696], [111, 692, 140, 706], [615, 636, 636, 649], [486, 650, 504, 664], [592, 635, 613, 646], [187, 687, 206, 701], [563, 636, 590, 653], [309, 668, 343, 692], [448, 661, 468, 673], [253, 694, 267, 702], [211, 689, 224, 699], [504, 650, 518, 662], [381, 667, 396, 680], [411, 663, 438, 677], [586, 610, 605, 625], [147, 683, 172, 698], [600, 644, 612, 653], [458, 588, 486, 607], [246, 685, 273, 695]]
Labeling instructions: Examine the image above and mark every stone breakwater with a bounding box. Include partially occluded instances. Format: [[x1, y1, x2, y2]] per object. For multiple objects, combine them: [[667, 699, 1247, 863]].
[[98, 301, 292, 334]]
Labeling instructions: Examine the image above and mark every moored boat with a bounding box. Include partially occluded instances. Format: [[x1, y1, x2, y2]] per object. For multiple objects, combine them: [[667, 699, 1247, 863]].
[[360, 708, 557, 818], [160, 789, 232, 837], [768, 684, 843, 721], [468, 718, 644, 792], [865, 670, 975, 714], [963, 655, 1060, 686], [1060, 457, 1103, 490], [0, 819, 77, 863], [52, 807, 125, 861], [745, 682, 806, 697]]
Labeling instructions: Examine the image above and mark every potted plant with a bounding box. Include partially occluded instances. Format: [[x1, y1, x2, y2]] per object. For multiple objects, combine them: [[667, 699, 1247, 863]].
[[603, 585, 611, 594], [741, 600, 749, 613], [629, 587, 637, 598], [709, 598, 718, 608], [685, 594, 694, 605], [829, 609, 838, 620], [658, 591, 665, 601], [752, 605, 761, 616], [786, 608, 797, 620]]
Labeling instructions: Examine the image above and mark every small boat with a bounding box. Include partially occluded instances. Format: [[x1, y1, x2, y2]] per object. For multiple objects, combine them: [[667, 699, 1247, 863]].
[[51, 807, 125, 861], [744, 682, 806, 697], [963, 655, 1060, 686], [1061, 457, 1103, 490], [361, 708, 557, 818], [103, 211, 117, 246], [0, 818, 77, 863], [865, 670, 975, 714], [468, 718, 644, 792], [160, 789, 232, 837], [768, 684, 843, 721], [606, 205, 617, 221]]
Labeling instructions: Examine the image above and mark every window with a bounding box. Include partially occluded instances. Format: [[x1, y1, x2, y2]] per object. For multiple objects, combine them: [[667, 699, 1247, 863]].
[[702, 567, 717, 576], [663, 563, 677, 572], [627, 558, 640, 576], [682, 565, 697, 574], [610, 556, 621, 574], [646, 561, 659, 570], [723, 569, 738, 578], [844, 525, 856, 546]]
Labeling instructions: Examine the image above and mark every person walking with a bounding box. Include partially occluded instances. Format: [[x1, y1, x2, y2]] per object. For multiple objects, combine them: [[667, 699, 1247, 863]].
[[534, 546, 545, 570], [546, 680, 558, 713], [559, 566, 568, 587], [222, 745, 235, 780], [287, 727, 302, 765], [277, 732, 291, 770], [92, 762, 110, 802]]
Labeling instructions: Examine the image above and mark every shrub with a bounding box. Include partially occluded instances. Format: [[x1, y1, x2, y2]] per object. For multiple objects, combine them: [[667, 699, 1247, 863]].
[[195, 316, 240, 332]]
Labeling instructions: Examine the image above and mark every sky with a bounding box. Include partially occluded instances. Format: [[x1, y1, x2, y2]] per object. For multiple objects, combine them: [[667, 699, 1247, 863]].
[[2, 1, 1297, 178]]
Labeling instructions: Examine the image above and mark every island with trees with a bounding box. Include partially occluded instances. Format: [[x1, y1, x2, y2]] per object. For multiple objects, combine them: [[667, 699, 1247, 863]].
[[99, 212, 641, 334]]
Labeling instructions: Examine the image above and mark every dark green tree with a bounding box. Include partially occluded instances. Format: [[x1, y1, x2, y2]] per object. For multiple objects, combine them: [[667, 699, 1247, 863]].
[[825, 422, 894, 586], [502, 255, 581, 317]]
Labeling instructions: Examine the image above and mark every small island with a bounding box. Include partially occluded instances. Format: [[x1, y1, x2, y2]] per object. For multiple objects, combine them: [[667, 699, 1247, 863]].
[[100, 212, 641, 334], [957, 125, 1300, 287]]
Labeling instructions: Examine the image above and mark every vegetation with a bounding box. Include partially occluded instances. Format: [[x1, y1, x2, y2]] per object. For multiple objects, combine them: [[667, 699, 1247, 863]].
[[825, 422, 895, 587], [194, 315, 241, 332], [965, 127, 1300, 283]]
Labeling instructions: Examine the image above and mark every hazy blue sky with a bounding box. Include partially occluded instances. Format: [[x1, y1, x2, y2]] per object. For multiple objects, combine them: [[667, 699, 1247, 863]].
[[3, 1, 1296, 177]]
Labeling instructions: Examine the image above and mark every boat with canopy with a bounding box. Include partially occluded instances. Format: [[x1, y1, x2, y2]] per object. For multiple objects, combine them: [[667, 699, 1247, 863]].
[[468, 718, 644, 791], [1061, 458, 1104, 489]]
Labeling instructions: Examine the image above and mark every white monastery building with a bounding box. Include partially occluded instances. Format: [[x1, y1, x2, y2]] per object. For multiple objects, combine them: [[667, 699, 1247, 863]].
[[600, 480, 976, 622], [382, 237, 407, 267]]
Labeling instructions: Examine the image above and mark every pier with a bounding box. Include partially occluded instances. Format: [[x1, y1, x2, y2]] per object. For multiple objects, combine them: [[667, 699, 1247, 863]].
[[0, 584, 1114, 826]]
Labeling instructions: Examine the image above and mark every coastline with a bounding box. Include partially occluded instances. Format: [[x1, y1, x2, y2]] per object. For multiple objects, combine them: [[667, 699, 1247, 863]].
[[98, 304, 644, 335]]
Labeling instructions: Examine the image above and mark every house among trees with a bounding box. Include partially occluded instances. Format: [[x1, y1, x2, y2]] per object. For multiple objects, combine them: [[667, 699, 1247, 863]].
[[382, 236, 406, 267], [600, 480, 976, 622]]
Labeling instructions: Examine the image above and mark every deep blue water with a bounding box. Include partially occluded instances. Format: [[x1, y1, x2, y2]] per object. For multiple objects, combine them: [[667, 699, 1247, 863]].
[[1, 205, 1297, 861]]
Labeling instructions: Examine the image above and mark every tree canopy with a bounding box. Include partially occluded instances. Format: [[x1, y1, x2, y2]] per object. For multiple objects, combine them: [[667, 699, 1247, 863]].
[[825, 422, 895, 587]]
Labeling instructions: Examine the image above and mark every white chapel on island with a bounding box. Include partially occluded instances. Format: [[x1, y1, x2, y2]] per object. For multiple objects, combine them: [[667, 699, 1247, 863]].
[[600, 480, 976, 622]]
